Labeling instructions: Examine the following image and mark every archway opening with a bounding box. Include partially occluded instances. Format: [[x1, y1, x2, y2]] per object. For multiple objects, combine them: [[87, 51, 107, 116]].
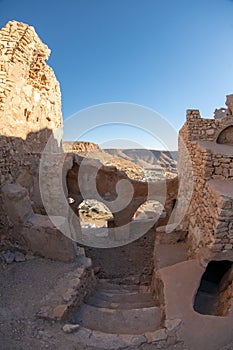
[[133, 200, 165, 221], [193, 260, 233, 316], [217, 125, 233, 145], [78, 199, 113, 229]]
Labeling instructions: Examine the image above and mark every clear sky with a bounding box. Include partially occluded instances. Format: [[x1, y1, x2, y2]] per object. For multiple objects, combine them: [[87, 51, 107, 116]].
[[1, 0, 233, 149]]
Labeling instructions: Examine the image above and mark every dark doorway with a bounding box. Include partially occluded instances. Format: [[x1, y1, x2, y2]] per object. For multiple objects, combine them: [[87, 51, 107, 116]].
[[194, 260, 233, 315]]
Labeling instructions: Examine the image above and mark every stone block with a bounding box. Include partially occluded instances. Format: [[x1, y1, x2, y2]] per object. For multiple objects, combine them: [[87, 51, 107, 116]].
[[165, 318, 182, 331], [62, 324, 80, 334], [1, 183, 33, 224], [53, 304, 69, 320], [206, 128, 215, 136], [21, 214, 77, 262], [145, 328, 167, 343]]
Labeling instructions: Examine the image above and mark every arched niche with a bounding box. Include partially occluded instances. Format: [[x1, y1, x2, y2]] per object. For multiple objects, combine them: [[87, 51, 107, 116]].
[[217, 125, 233, 145]]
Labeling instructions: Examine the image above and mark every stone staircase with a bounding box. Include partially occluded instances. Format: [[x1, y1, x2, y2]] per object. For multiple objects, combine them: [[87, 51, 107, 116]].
[[72, 278, 162, 335]]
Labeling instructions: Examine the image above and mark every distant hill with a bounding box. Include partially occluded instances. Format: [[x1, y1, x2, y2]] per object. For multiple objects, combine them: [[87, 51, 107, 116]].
[[62, 141, 177, 181], [104, 149, 177, 181], [104, 148, 177, 169]]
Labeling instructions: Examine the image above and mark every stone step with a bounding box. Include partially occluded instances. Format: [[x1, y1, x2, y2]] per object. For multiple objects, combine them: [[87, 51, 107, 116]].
[[97, 279, 140, 292], [97, 288, 140, 295], [74, 304, 161, 334], [91, 290, 155, 304], [70, 325, 165, 349], [87, 295, 156, 309]]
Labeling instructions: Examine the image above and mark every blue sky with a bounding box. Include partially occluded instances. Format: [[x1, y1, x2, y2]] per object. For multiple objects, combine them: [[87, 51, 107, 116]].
[[1, 0, 233, 149]]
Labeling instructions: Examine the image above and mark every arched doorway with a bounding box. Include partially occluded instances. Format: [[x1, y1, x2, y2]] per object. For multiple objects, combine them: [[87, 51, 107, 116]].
[[78, 199, 113, 229], [193, 260, 233, 316]]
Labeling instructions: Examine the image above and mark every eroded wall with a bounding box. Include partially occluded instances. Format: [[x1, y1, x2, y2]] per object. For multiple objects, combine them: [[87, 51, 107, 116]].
[[0, 20, 62, 242], [66, 153, 178, 227]]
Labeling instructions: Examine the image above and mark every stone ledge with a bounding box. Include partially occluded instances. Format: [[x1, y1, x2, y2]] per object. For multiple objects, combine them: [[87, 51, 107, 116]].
[[60, 325, 182, 349], [37, 263, 96, 321]]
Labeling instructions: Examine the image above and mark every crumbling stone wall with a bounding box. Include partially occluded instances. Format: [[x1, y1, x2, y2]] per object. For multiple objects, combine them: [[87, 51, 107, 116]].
[[62, 141, 102, 155], [179, 107, 233, 143], [0, 20, 62, 243], [179, 104, 233, 257], [0, 20, 62, 139]]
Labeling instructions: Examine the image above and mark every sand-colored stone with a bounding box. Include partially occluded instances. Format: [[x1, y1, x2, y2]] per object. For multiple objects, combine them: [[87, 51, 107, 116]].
[[179, 106, 233, 257]]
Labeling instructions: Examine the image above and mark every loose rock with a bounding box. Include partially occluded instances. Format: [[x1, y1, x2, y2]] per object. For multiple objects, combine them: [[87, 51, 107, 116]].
[[62, 324, 80, 334], [14, 251, 26, 262], [3, 251, 15, 264]]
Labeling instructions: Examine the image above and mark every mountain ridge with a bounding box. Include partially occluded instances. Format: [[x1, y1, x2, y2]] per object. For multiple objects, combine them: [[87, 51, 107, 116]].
[[62, 141, 177, 181]]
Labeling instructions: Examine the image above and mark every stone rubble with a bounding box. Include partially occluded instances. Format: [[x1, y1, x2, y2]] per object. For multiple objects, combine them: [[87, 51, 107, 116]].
[[1, 250, 26, 263], [37, 263, 96, 322]]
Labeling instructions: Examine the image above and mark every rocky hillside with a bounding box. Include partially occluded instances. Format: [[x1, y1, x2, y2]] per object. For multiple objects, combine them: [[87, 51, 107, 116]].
[[62, 141, 145, 181], [105, 148, 177, 180], [62, 141, 177, 181], [63, 141, 102, 155]]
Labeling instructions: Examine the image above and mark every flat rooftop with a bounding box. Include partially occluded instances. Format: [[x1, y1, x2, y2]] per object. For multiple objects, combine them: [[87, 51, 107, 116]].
[[198, 141, 233, 157], [208, 179, 233, 199]]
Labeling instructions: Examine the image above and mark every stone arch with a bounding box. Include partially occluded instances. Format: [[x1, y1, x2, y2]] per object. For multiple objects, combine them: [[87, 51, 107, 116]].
[[66, 156, 179, 228], [216, 125, 233, 145]]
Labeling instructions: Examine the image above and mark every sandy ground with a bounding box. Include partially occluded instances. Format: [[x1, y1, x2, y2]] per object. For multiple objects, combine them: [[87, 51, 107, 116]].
[[0, 257, 95, 350]]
